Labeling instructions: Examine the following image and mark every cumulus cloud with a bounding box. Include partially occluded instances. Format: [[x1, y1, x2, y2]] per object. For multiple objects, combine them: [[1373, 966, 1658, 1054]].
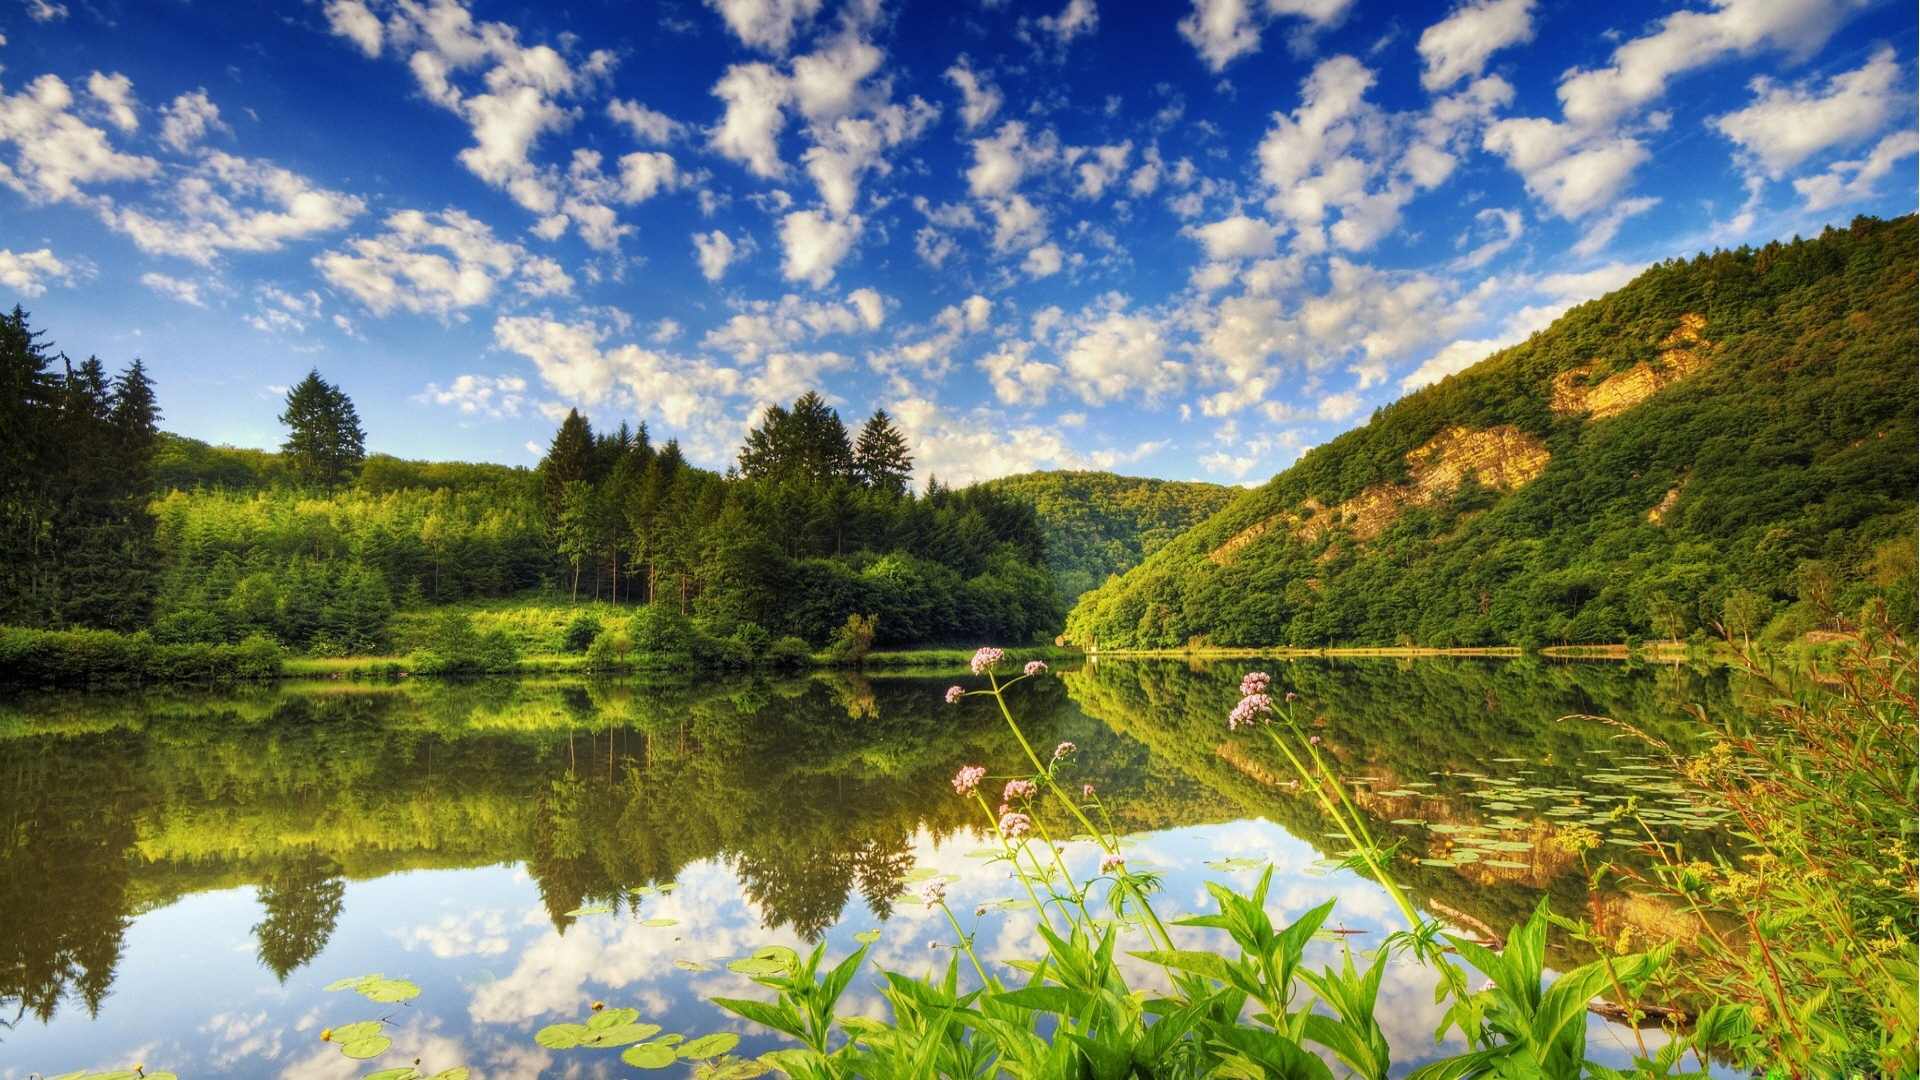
[[106, 151, 364, 262], [1451, 206, 1523, 270], [25, 0, 66, 22], [867, 293, 991, 389], [967, 121, 1058, 199], [945, 58, 1002, 131], [705, 0, 824, 54], [86, 72, 139, 132], [0, 247, 72, 295], [887, 395, 1152, 486], [1793, 130, 1919, 211], [1178, 0, 1354, 73], [709, 62, 792, 178], [315, 208, 570, 317], [1034, 0, 1099, 48], [1190, 214, 1279, 260], [1417, 0, 1532, 92], [608, 98, 684, 144], [703, 291, 883, 366], [1071, 141, 1130, 199], [0, 73, 159, 202], [1482, 118, 1647, 220], [140, 271, 206, 306], [422, 373, 530, 417], [1713, 48, 1905, 175], [160, 90, 227, 152], [1056, 305, 1183, 406], [778, 208, 860, 287], [694, 229, 741, 281]]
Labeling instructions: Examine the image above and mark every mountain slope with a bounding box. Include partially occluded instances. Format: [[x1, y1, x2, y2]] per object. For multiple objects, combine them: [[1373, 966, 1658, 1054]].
[[976, 471, 1238, 607], [1066, 215, 1918, 649]]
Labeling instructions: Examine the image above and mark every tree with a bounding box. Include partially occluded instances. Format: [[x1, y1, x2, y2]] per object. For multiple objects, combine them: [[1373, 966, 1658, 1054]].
[[853, 409, 912, 495], [278, 370, 365, 493], [738, 391, 853, 484]]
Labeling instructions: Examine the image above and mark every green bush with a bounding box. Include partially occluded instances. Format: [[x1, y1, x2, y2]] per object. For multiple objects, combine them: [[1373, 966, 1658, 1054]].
[[409, 612, 520, 675], [559, 613, 604, 654], [761, 635, 814, 672], [0, 625, 281, 685]]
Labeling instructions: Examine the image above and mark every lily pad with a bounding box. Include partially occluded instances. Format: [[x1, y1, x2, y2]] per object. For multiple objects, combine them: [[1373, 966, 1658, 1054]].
[[640, 918, 679, 927], [582, 1022, 664, 1048], [852, 929, 882, 943], [360, 978, 421, 1003], [1204, 857, 1267, 872], [589, 1007, 642, 1030], [1419, 859, 1457, 867], [341, 1035, 392, 1059], [623, 1042, 681, 1069], [680, 1033, 742, 1059], [535, 1023, 592, 1049], [1424, 823, 1463, 834], [366, 1069, 421, 1080], [1390, 818, 1426, 826], [674, 959, 715, 972], [565, 904, 615, 917], [329, 1021, 383, 1042], [697, 1058, 772, 1080]]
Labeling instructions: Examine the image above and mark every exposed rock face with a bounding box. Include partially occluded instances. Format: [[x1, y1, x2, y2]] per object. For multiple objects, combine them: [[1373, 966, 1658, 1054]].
[[1648, 485, 1682, 524], [1553, 313, 1713, 420], [1208, 425, 1550, 565]]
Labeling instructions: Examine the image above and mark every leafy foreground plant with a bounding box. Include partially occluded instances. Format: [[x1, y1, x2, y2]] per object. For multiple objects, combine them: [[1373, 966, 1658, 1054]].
[[706, 648, 1785, 1080]]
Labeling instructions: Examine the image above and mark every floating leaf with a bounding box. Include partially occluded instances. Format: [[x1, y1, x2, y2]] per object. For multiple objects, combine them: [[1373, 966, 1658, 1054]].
[[697, 1058, 772, 1080], [1390, 818, 1426, 826], [1203, 857, 1265, 872], [727, 958, 788, 976], [535, 1022, 591, 1049], [589, 1007, 641, 1030], [657, 883, 682, 893], [565, 904, 614, 917], [424, 1071, 470, 1080], [983, 898, 1027, 910], [1605, 838, 1644, 847], [1419, 859, 1457, 867], [1377, 789, 1419, 797], [324, 975, 374, 992], [331, 1021, 383, 1042], [1483, 860, 1532, 869], [623, 1042, 681, 1068], [902, 866, 943, 883], [675, 959, 715, 972], [852, 929, 881, 943], [582, 1022, 663, 1048], [366, 1069, 420, 1080], [341, 1035, 392, 1059], [1424, 823, 1463, 834], [640, 918, 679, 927], [360, 978, 421, 1003], [680, 1033, 742, 1059], [631, 885, 658, 896]]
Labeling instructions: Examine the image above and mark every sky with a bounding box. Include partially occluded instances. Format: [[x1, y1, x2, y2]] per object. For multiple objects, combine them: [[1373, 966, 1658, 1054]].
[[0, 0, 1912, 487]]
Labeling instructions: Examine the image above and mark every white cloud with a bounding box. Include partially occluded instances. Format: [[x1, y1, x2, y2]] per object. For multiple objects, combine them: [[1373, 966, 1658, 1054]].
[[1178, 0, 1354, 73], [1417, 0, 1532, 92], [778, 208, 861, 287], [25, 0, 66, 22], [316, 207, 570, 317], [866, 294, 991, 390], [966, 121, 1057, 199], [615, 150, 680, 202], [1316, 389, 1362, 420], [1024, 242, 1063, 278], [325, 0, 384, 57], [86, 72, 139, 132], [887, 395, 1149, 486], [1035, 0, 1099, 47], [705, 0, 823, 54], [608, 98, 683, 144], [1713, 48, 1905, 175], [160, 90, 227, 153], [140, 271, 206, 306], [708, 62, 792, 178], [1059, 305, 1182, 406], [1071, 141, 1130, 199], [694, 229, 741, 281], [702, 292, 881, 367], [1399, 337, 1499, 390], [1483, 118, 1647, 220], [0, 74, 159, 202], [980, 341, 1060, 405], [106, 151, 364, 262], [1451, 206, 1523, 270], [422, 373, 530, 418], [1793, 130, 1919, 211], [0, 246, 71, 295], [945, 58, 1002, 132], [1190, 214, 1279, 260], [1571, 195, 1658, 256], [1556, 0, 1862, 132]]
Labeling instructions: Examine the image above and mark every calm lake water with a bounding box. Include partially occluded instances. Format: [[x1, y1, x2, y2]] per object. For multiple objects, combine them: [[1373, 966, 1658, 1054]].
[[0, 657, 1749, 1078]]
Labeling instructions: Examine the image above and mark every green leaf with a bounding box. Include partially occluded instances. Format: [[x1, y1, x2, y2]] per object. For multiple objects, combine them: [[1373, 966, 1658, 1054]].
[[360, 977, 422, 1003], [340, 1035, 392, 1059], [622, 1042, 681, 1068], [329, 1021, 383, 1042], [534, 1022, 590, 1049], [426, 1070, 471, 1080], [852, 928, 882, 943], [565, 904, 614, 916], [581, 1022, 664, 1047], [679, 1033, 742, 1059], [726, 957, 788, 975], [588, 1006, 641, 1030], [696, 1057, 772, 1080], [640, 917, 679, 926], [364, 1069, 420, 1080], [323, 974, 376, 992]]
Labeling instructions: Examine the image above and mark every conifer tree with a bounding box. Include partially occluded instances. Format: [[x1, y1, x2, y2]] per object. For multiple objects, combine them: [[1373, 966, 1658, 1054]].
[[853, 408, 913, 495], [278, 370, 365, 493]]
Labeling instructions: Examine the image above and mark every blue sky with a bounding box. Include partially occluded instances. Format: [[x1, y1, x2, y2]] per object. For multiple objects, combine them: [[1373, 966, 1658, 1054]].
[[0, 0, 1912, 486]]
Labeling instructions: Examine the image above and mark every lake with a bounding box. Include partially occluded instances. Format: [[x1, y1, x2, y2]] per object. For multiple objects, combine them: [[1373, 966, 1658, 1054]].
[[0, 656, 1748, 1078]]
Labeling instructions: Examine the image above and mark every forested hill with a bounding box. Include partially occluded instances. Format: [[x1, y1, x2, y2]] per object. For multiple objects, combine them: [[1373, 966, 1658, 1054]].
[[976, 471, 1237, 606], [1066, 215, 1918, 650]]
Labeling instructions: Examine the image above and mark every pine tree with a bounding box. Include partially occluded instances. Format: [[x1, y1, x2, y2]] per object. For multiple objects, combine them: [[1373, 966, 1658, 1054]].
[[738, 391, 853, 483], [278, 370, 365, 493], [853, 409, 913, 495]]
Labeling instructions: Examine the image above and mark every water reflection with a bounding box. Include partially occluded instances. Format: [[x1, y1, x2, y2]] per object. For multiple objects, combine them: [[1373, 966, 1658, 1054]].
[[0, 657, 1741, 1073]]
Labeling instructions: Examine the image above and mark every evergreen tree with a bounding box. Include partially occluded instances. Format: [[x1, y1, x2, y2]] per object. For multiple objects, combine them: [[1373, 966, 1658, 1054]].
[[278, 370, 365, 493], [540, 408, 594, 538], [852, 409, 913, 495], [738, 391, 853, 483]]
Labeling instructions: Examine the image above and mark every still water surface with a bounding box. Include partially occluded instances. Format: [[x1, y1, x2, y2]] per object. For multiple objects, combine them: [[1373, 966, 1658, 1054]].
[[0, 657, 1746, 1078]]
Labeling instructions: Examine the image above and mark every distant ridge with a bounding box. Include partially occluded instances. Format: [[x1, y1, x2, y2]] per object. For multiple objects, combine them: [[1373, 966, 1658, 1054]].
[[1066, 215, 1918, 649]]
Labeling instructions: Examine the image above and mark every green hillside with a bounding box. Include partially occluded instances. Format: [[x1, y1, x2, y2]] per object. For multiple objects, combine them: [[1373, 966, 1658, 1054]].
[[1066, 215, 1918, 649], [977, 470, 1238, 606]]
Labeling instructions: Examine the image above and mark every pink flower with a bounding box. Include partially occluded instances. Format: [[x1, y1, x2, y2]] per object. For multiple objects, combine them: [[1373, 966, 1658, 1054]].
[[999, 811, 1032, 839], [1309, 735, 1321, 745], [970, 647, 1005, 675], [1239, 671, 1271, 697], [1285, 690, 1297, 702], [1082, 784, 1096, 798], [1099, 854, 1126, 875], [945, 685, 965, 704], [1003, 778, 1038, 801], [920, 878, 947, 909], [1024, 660, 1048, 676], [1228, 693, 1272, 730], [952, 765, 987, 796], [1052, 741, 1075, 760]]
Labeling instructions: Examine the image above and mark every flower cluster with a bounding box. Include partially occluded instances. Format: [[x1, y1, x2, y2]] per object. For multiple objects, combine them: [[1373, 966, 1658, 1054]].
[[1228, 693, 1272, 730], [970, 647, 1005, 675], [1240, 671, 1271, 696], [998, 811, 1032, 839], [1052, 741, 1075, 760], [1003, 778, 1038, 801], [920, 877, 947, 909], [1024, 659, 1048, 676], [1099, 854, 1126, 875], [945, 685, 965, 704], [952, 765, 986, 796]]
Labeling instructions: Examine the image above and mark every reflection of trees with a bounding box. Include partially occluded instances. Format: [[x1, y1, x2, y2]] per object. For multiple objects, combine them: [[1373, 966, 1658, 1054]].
[[253, 854, 346, 981]]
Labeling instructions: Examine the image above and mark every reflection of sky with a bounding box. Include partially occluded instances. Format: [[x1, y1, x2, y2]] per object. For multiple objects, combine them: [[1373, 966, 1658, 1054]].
[[2, 823, 1730, 1079]]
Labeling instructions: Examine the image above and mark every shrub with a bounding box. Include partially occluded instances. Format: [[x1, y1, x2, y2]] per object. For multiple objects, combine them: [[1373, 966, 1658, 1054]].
[[761, 635, 813, 672], [825, 613, 876, 667], [409, 612, 520, 675], [559, 613, 604, 654]]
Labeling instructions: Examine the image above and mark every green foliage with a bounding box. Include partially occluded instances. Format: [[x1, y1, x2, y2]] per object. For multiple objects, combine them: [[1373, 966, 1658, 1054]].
[[0, 625, 281, 686], [560, 613, 604, 653], [409, 611, 520, 675], [278, 369, 366, 494], [826, 613, 877, 667], [1070, 216, 1918, 649], [762, 635, 814, 671]]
